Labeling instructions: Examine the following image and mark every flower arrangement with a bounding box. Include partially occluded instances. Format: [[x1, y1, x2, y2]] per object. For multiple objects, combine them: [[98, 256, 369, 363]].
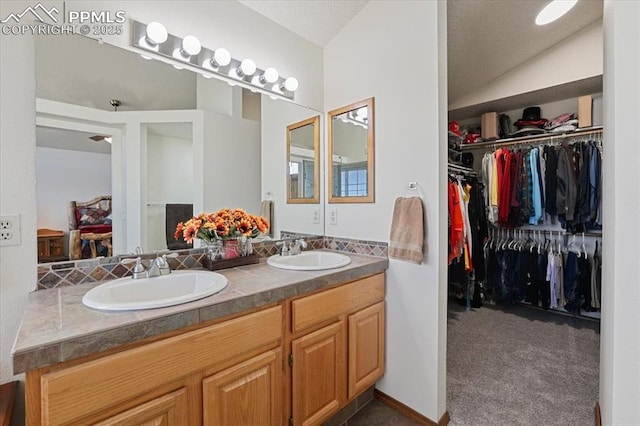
[[175, 208, 269, 244]]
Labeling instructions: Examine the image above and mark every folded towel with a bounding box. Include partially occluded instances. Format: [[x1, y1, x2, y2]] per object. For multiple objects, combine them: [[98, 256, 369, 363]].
[[260, 200, 274, 237], [166, 203, 193, 250], [389, 197, 424, 264]]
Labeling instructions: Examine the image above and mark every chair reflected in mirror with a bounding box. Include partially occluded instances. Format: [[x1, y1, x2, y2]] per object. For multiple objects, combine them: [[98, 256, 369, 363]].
[[67, 195, 113, 260]]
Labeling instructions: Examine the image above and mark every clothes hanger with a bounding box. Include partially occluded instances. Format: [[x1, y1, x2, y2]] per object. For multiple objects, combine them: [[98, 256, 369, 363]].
[[581, 232, 588, 260]]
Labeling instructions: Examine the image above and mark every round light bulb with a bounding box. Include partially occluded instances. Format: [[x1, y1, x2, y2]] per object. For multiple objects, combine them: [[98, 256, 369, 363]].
[[263, 67, 279, 84], [182, 35, 201, 56], [239, 59, 256, 76], [212, 48, 231, 67], [146, 21, 168, 45], [283, 77, 299, 92], [535, 0, 578, 26]]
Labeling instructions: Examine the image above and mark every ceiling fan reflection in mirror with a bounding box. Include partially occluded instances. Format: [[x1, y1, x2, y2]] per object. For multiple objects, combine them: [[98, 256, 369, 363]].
[[89, 99, 120, 143]]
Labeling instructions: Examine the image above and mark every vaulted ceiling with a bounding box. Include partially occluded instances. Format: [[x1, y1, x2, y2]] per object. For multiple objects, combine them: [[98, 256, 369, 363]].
[[240, 0, 603, 106]]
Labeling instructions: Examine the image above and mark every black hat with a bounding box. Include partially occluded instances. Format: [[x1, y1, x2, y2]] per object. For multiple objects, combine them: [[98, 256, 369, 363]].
[[522, 106, 541, 121]]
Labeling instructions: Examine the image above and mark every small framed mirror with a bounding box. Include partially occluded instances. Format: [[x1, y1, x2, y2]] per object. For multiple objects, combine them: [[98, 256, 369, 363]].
[[287, 115, 320, 204], [328, 97, 375, 203]]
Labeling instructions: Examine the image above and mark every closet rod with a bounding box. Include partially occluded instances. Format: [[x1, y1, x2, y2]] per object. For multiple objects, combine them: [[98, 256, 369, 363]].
[[447, 163, 477, 175], [459, 126, 603, 151], [488, 227, 602, 238]]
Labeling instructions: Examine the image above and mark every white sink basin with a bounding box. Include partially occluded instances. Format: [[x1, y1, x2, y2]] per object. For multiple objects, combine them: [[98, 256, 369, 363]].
[[267, 251, 352, 271], [82, 270, 228, 311]]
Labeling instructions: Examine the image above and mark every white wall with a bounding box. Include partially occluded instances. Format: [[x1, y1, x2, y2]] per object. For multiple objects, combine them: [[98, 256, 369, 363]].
[[0, 2, 35, 421], [36, 147, 111, 255], [203, 111, 261, 216], [450, 20, 603, 111], [332, 120, 368, 163], [262, 97, 324, 238], [600, 1, 640, 424], [145, 133, 193, 252], [64, 0, 324, 110], [36, 31, 196, 111], [324, 1, 447, 420]]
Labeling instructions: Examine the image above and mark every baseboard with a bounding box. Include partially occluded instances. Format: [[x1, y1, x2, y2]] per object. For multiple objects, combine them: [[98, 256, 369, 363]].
[[595, 402, 601, 426], [374, 389, 449, 426]]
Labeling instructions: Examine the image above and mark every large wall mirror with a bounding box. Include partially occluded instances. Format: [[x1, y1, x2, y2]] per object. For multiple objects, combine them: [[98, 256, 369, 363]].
[[287, 116, 320, 204], [328, 97, 375, 203], [34, 33, 324, 264]]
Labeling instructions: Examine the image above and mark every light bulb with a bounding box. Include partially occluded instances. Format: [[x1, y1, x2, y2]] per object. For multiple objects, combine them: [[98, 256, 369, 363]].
[[181, 35, 201, 56], [261, 67, 279, 84], [281, 77, 299, 92], [211, 48, 231, 67], [535, 0, 578, 26], [146, 22, 167, 45], [236, 59, 256, 77]]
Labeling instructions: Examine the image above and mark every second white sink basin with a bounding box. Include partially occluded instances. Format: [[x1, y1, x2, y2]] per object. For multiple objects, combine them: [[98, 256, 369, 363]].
[[82, 270, 228, 311], [267, 251, 352, 271]]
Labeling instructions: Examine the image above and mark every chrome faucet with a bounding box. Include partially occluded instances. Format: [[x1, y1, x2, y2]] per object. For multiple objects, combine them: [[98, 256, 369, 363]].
[[276, 240, 290, 256], [128, 253, 172, 279], [131, 257, 147, 279], [289, 239, 308, 255]]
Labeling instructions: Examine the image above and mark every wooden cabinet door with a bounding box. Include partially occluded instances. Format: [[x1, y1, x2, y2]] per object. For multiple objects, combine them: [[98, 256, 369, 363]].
[[203, 349, 282, 426], [93, 388, 188, 426], [348, 302, 385, 398], [292, 321, 346, 426]]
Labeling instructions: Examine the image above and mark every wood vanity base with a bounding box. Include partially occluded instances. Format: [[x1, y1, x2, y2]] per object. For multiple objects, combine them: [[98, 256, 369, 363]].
[[25, 273, 386, 425]]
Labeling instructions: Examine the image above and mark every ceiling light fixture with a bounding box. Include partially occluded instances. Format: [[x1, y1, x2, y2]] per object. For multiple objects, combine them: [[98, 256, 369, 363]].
[[535, 0, 578, 26], [131, 20, 299, 100]]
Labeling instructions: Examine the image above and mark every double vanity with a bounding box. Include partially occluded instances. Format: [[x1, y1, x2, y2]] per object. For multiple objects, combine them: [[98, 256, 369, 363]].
[[13, 250, 387, 425]]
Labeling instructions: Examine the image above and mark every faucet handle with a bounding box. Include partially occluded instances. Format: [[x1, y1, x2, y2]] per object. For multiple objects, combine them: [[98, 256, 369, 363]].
[[131, 257, 147, 279], [157, 254, 171, 275], [296, 239, 308, 249]]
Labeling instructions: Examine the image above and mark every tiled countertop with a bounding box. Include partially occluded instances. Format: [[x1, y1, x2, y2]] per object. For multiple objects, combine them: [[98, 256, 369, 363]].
[[12, 252, 387, 374]]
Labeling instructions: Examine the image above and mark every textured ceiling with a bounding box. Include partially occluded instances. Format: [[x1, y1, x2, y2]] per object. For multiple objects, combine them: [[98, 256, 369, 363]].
[[37, 127, 112, 154], [238, 0, 369, 47], [447, 0, 603, 104], [239, 0, 602, 108]]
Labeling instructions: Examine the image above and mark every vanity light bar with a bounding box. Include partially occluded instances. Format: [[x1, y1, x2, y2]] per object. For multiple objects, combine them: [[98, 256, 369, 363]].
[[131, 20, 298, 100]]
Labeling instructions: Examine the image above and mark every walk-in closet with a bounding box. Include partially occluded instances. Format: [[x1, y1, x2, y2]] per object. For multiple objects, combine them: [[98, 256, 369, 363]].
[[446, 1, 603, 424]]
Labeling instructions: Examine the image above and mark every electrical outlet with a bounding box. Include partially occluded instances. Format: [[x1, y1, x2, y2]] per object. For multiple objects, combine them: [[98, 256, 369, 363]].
[[312, 209, 320, 224], [0, 214, 21, 246], [329, 209, 338, 225]]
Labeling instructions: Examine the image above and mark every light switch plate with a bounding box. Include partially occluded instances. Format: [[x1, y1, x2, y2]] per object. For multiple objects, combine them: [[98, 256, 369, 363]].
[[312, 209, 320, 224], [329, 209, 338, 225]]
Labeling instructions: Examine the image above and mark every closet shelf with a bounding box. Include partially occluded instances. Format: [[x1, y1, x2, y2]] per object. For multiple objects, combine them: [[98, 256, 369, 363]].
[[459, 126, 603, 151]]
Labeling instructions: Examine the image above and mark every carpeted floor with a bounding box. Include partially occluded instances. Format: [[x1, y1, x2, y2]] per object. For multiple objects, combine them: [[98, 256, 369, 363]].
[[447, 301, 600, 426]]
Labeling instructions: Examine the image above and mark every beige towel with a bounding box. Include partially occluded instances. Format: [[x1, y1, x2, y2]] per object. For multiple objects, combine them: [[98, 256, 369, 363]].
[[389, 197, 424, 263], [260, 200, 274, 237]]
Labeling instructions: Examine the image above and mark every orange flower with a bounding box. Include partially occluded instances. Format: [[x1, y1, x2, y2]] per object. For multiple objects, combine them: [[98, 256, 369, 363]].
[[215, 221, 229, 237], [174, 222, 184, 240], [237, 218, 253, 236], [183, 223, 198, 244], [256, 217, 269, 234]]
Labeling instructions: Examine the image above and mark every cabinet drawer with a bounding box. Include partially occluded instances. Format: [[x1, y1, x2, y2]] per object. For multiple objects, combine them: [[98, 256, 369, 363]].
[[40, 305, 282, 425], [291, 274, 384, 334]]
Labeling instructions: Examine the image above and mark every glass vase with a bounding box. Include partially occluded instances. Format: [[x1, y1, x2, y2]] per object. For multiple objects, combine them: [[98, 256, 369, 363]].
[[203, 240, 223, 261], [222, 239, 240, 260]]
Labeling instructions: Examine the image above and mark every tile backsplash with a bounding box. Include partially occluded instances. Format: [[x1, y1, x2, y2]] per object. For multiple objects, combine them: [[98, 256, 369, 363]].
[[36, 234, 387, 290]]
